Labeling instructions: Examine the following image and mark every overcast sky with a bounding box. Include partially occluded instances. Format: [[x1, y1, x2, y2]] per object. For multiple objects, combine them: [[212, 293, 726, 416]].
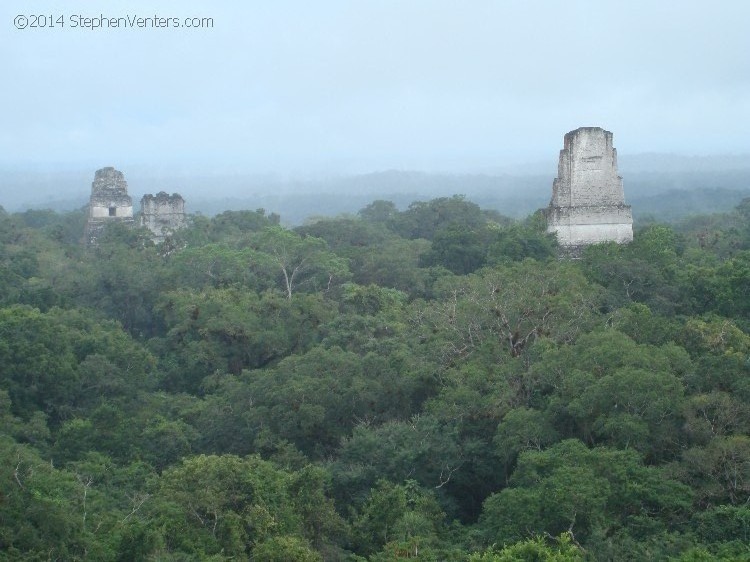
[[1, 0, 749, 175]]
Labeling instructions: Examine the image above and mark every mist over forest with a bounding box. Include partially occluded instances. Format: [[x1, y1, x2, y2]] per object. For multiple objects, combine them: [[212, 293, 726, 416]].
[[3, 153, 750, 226]]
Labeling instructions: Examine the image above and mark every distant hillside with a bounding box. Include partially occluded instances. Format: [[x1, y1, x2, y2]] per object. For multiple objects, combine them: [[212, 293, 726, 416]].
[[2, 153, 749, 224], [190, 169, 750, 225], [631, 187, 750, 223]]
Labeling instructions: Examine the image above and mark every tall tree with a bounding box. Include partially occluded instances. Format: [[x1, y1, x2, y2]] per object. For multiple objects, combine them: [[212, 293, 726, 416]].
[[250, 227, 350, 299]]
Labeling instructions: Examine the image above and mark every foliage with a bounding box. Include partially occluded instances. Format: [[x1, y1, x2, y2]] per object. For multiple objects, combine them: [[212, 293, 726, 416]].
[[479, 440, 691, 547], [469, 533, 584, 561], [2, 196, 750, 559], [414, 260, 600, 363]]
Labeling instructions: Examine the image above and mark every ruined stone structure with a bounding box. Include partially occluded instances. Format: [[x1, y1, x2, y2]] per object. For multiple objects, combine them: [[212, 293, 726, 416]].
[[544, 127, 633, 252], [84, 167, 134, 244], [139, 192, 186, 242]]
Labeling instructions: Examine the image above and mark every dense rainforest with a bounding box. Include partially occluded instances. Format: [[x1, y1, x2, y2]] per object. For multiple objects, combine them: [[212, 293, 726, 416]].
[[1, 194, 750, 561]]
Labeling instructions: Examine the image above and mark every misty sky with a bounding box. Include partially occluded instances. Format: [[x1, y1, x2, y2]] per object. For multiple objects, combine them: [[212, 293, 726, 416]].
[[1, 0, 749, 175]]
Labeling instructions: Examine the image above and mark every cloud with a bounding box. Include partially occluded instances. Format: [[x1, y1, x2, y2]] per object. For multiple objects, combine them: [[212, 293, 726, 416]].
[[1, 0, 748, 172]]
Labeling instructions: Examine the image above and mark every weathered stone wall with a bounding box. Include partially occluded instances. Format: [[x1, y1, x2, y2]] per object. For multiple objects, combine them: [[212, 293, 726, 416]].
[[545, 127, 633, 249], [84, 167, 134, 244], [140, 192, 186, 242]]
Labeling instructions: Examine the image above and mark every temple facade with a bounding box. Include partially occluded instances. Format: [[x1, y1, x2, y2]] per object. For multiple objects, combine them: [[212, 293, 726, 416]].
[[140, 192, 186, 243], [544, 127, 633, 252], [84, 167, 134, 244]]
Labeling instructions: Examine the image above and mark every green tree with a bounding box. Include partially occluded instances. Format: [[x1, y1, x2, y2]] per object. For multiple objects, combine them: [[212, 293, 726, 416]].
[[414, 260, 600, 362], [683, 392, 750, 446], [532, 329, 691, 459], [250, 226, 350, 299], [332, 414, 467, 517], [288, 465, 348, 552], [244, 346, 415, 458], [208, 208, 278, 241], [390, 195, 485, 241], [421, 223, 487, 274], [681, 436, 750, 507], [353, 480, 445, 557], [678, 316, 750, 399], [154, 288, 334, 391], [567, 366, 684, 455], [494, 407, 559, 480], [0, 305, 155, 425], [479, 440, 691, 547], [581, 226, 685, 315], [487, 217, 558, 264], [469, 533, 583, 561], [251, 535, 322, 561], [359, 200, 399, 224], [154, 454, 300, 557], [169, 243, 260, 289], [67, 222, 167, 336], [0, 435, 118, 560]]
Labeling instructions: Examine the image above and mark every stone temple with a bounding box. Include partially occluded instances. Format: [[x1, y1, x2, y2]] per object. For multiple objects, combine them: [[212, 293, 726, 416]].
[[84, 167, 134, 244], [544, 127, 633, 252], [140, 192, 186, 243]]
